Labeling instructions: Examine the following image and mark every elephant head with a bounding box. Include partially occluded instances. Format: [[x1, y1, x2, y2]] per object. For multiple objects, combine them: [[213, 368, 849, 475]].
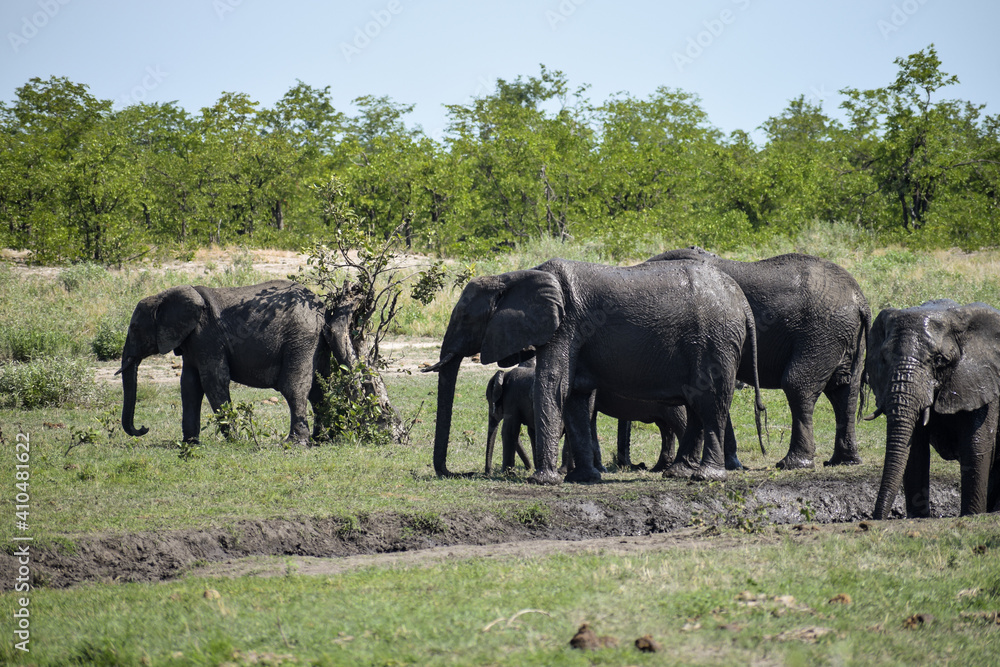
[[867, 300, 1000, 518], [423, 270, 564, 476], [117, 285, 206, 437]]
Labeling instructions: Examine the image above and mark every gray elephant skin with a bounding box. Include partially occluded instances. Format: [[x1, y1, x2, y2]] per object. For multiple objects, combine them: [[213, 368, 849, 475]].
[[118, 280, 356, 444], [425, 258, 764, 485], [647, 248, 871, 470], [867, 300, 1000, 518], [485, 361, 684, 474]]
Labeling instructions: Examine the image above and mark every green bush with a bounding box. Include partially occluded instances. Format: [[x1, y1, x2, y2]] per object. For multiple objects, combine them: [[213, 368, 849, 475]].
[[91, 315, 128, 361], [0, 324, 79, 362], [0, 357, 97, 409], [59, 262, 110, 292]]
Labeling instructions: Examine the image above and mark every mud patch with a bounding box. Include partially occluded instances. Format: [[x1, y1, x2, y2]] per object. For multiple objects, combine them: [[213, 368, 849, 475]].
[[1, 476, 960, 589]]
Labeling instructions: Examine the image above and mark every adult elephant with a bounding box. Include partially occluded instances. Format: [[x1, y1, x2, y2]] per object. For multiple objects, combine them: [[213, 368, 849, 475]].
[[118, 280, 356, 444], [485, 360, 686, 474], [647, 248, 871, 470], [424, 258, 764, 484], [867, 300, 1000, 518]]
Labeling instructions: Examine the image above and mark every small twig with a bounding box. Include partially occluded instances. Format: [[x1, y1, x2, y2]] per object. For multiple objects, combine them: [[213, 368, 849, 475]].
[[483, 609, 553, 632], [276, 612, 292, 649]]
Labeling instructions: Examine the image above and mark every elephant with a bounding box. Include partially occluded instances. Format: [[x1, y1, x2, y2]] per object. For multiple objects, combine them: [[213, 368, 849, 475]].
[[484, 360, 685, 474], [646, 247, 871, 470], [425, 257, 764, 484], [118, 280, 356, 444], [867, 300, 1000, 519]]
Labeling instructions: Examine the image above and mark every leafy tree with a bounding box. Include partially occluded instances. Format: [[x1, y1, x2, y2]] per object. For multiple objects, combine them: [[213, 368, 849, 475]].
[[839, 45, 998, 237]]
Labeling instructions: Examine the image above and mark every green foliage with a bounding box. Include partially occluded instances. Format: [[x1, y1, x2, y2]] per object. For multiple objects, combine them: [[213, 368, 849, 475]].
[[315, 362, 392, 447], [0, 356, 96, 408], [2, 51, 998, 263], [209, 400, 274, 448], [91, 314, 127, 361]]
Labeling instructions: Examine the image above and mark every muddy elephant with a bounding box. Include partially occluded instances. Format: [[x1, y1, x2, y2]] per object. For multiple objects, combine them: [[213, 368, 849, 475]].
[[646, 248, 871, 470], [485, 361, 685, 474], [425, 258, 764, 484], [118, 280, 356, 444], [867, 300, 1000, 518]]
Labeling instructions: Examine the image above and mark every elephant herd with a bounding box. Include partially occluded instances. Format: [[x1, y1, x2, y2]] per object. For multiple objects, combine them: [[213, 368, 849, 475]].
[[425, 248, 1000, 520], [117, 251, 1000, 521]]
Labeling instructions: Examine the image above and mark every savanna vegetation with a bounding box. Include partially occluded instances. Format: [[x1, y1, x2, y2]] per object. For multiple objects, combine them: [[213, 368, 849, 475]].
[[1, 224, 1000, 664], [1, 45, 998, 266], [2, 43, 1000, 666]]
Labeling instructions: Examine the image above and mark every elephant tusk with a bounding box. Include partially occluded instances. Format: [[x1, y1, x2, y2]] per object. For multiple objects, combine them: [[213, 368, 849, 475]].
[[922, 406, 931, 426], [422, 352, 455, 373], [114, 356, 135, 376], [862, 407, 884, 421]]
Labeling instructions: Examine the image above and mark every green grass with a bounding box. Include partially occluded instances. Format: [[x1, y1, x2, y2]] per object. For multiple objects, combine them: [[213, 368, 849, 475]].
[[2, 233, 1000, 664], [2, 515, 998, 665]]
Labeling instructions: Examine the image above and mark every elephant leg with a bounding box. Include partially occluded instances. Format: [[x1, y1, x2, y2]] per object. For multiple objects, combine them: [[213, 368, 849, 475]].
[[524, 424, 536, 470], [617, 419, 652, 471], [724, 417, 744, 471], [278, 388, 312, 444], [590, 407, 606, 473], [563, 393, 601, 483], [691, 393, 731, 482], [180, 365, 205, 443], [501, 417, 525, 472], [664, 410, 703, 479], [823, 380, 863, 466], [776, 377, 822, 470], [201, 373, 233, 440], [309, 377, 331, 441], [903, 427, 931, 518], [957, 402, 999, 516], [528, 352, 567, 485], [653, 406, 687, 472]]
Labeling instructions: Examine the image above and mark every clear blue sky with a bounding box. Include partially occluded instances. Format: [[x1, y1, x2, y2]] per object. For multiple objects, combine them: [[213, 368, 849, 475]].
[[2, 0, 997, 142]]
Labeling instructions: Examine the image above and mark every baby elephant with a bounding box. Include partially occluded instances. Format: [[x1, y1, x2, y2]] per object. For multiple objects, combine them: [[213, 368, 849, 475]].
[[484, 361, 685, 474], [867, 300, 1000, 518]]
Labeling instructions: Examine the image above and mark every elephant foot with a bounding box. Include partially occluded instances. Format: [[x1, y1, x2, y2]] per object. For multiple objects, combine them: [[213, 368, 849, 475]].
[[662, 461, 698, 479], [692, 464, 727, 482], [528, 469, 563, 486], [776, 455, 814, 470], [650, 456, 672, 473], [823, 452, 862, 467], [725, 455, 744, 471], [564, 467, 602, 484], [596, 463, 608, 474], [435, 467, 457, 479]]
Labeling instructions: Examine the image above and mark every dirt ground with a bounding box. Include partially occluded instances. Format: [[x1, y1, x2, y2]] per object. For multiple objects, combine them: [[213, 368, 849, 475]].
[[0, 248, 967, 590]]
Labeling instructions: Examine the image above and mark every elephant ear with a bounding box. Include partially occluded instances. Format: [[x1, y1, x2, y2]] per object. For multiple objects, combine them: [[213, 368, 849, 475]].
[[154, 286, 205, 354], [934, 303, 1000, 414], [480, 270, 563, 367], [865, 308, 896, 408], [487, 370, 505, 414]]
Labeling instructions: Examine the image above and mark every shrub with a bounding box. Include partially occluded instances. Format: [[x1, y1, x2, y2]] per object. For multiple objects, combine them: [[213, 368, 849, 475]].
[[59, 263, 110, 293], [92, 315, 128, 361], [0, 324, 78, 362], [0, 357, 97, 409]]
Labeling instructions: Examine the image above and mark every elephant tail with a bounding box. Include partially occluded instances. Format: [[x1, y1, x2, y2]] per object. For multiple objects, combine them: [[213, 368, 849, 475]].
[[743, 303, 768, 457]]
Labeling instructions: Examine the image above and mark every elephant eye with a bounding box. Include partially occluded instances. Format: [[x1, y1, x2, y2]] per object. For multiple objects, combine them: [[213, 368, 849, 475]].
[[932, 352, 951, 368]]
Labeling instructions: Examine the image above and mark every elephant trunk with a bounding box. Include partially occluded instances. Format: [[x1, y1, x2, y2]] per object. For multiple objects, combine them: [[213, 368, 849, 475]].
[[872, 372, 932, 519], [119, 355, 150, 437], [431, 355, 463, 476]]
